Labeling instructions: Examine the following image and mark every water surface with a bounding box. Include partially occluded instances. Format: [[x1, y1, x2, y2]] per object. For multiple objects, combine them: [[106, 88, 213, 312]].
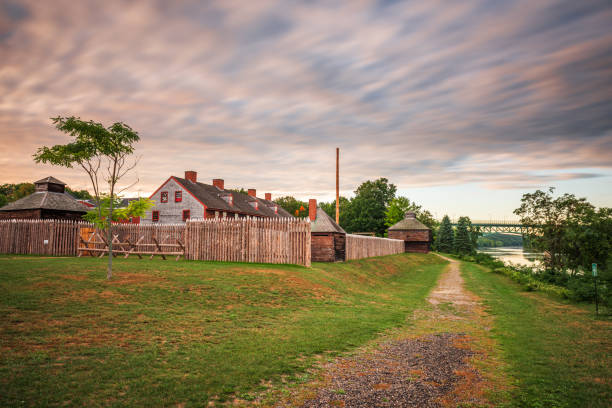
[[477, 246, 543, 267]]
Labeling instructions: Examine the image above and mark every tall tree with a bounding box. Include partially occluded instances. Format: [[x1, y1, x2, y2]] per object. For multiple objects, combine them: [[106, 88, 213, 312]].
[[347, 178, 396, 236], [436, 215, 454, 253], [514, 188, 594, 273], [34, 116, 151, 279], [454, 216, 475, 255]]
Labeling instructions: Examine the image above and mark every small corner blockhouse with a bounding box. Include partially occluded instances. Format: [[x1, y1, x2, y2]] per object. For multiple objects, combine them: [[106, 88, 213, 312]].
[[0, 177, 90, 221], [309, 199, 346, 262], [144, 171, 293, 223], [387, 211, 432, 253]]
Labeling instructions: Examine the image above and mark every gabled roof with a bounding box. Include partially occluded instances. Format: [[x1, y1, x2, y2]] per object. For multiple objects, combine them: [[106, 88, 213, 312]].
[[311, 207, 345, 233], [388, 212, 430, 231], [173, 177, 294, 218], [0, 191, 90, 213], [34, 176, 66, 185]]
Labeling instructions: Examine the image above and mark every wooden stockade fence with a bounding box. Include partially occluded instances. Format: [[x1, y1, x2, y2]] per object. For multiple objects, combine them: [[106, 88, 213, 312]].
[[185, 218, 311, 267], [1, 219, 311, 266], [0, 219, 87, 256], [345, 234, 404, 260], [79, 224, 186, 260]]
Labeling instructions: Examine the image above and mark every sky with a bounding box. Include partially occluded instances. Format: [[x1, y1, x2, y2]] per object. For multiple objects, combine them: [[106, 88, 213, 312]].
[[1, 0, 611, 220]]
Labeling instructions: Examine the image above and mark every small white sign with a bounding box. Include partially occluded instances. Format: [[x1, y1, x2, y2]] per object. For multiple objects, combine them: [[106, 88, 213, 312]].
[[43, 239, 49, 245]]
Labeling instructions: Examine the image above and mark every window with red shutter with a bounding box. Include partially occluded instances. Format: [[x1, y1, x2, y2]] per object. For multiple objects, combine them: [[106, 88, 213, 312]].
[[182, 209, 190, 221], [175, 191, 182, 202], [152, 211, 159, 222], [160, 191, 168, 203]]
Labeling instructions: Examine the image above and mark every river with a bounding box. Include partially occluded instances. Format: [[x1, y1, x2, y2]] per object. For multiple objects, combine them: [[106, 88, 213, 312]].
[[477, 246, 543, 267]]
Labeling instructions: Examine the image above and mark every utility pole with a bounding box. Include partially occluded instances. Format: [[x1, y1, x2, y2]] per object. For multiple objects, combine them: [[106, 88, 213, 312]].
[[336, 147, 340, 224]]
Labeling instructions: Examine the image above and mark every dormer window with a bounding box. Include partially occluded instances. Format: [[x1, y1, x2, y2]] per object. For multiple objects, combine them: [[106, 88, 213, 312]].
[[160, 191, 168, 203], [175, 191, 182, 202], [249, 201, 259, 210], [222, 194, 233, 206]]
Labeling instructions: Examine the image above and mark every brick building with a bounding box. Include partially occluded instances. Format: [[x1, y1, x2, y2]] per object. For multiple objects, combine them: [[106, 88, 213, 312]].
[[143, 171, 293, 223], [387, 211, 432, 253], [309, 199, 346, 262], [0, 177, 89, 221]]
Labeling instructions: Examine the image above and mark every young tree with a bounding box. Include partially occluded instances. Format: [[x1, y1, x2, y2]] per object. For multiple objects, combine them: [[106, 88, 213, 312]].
[[34, 116, 152, 279], [436, 215, 454, 253]]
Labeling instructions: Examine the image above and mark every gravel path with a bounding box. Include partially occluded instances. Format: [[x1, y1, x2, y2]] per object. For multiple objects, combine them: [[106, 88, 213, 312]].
[[293, 256, 482, 408], [298, 333, 474, 408]]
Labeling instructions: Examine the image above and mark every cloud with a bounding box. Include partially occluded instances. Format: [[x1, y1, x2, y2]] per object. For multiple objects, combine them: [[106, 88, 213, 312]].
[[0, 0, 611, 199]]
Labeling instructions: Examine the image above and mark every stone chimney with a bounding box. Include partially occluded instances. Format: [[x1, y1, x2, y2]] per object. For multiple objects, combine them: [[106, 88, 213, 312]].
[[309, 199, 317, 221], [185, 171, 197, 183], [213, 179, 224, 190], [248, 189, 256, 197], [265, 193, 272, 201], [405, 211, 417, 219]]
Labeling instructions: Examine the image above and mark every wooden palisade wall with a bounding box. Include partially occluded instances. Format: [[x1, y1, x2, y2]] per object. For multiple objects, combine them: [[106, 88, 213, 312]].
[[0, 218, 311, 266], [345, 234, 404, 260]]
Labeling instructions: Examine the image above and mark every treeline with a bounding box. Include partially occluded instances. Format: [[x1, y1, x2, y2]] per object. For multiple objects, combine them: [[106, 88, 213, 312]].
[[276, 178, 438, 237], [0, 182, 92, 207]]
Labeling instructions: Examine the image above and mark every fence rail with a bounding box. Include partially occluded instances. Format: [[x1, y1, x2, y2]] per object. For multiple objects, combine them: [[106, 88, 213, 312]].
[[0, 219, 311, 266], [345, 234, 404, 260]]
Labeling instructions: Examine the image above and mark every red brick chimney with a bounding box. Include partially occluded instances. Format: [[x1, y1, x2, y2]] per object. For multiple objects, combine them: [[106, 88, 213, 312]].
[[309, 199, 317, 221], [185, 171, 197, 183], [265, 193, 272, 201], [213, 179, 224, 190], [248, 189, 256, 197]]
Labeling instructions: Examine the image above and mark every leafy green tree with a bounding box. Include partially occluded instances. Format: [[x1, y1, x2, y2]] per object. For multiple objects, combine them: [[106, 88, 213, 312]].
[[436, 215, 454, 253], [346, 178, 396, 236], [514, 188, 594, 273], [65, 187, 93, 200], [320, 196, 352, 228], [34, 116, 150, 279], [384, 197, 422, 228], [275, 196, 308, 218], [0, 183, 35, 207]]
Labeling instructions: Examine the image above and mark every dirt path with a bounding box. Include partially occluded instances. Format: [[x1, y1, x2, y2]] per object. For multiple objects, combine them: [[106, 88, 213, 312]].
[[276, 256, 505, 408]]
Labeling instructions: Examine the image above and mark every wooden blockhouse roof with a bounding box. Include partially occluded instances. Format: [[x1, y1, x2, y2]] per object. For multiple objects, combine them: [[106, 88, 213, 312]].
[[388, 212, 430, 231], [0, 191, 90, 213], [310, 207, 345, 233]]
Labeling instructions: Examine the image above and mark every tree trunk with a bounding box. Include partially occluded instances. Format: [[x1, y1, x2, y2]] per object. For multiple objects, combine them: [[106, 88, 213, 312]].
[[107, 198, 113, 280]]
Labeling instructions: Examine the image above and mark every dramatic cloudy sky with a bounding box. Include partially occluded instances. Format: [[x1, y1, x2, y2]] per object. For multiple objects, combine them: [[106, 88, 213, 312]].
[[1, 0, 611, 219]]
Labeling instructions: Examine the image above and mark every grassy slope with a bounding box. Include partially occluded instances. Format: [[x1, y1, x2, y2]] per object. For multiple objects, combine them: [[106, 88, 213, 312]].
[[461, 262, 612, 408], [0, 253, 446, 407]]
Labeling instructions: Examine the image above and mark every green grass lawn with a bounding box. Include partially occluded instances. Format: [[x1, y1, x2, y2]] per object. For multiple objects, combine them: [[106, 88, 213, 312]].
[[0, 253, 446, 407], [461, 262, 612, 408]]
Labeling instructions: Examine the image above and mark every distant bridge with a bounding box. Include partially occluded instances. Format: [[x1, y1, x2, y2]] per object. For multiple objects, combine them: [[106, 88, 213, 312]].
[[448, 220, 540, 234]]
